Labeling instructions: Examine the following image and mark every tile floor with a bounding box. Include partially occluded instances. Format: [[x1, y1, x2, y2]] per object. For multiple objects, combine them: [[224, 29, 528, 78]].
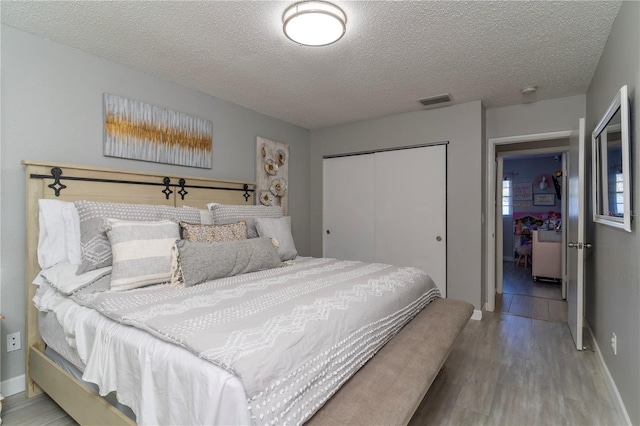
[[497, 261, 568, 323]]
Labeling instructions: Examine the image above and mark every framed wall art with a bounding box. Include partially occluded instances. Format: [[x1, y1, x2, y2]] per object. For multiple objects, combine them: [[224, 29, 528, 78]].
[[256, 137, 289, 214], [533, 193, 555, 206], [513, 182, 533, 201], [104, 93, 213, 168]]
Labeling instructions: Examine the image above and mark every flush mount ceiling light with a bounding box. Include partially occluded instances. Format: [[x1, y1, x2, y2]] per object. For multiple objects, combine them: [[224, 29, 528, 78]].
[[283, 1, 347, 47]]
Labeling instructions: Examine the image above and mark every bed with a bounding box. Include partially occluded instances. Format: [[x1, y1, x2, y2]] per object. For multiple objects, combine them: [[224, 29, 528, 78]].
[[23, 160, 473, 425]]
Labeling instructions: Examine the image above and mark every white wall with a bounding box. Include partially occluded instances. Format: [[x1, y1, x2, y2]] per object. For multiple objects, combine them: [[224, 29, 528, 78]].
[[310, 101, 485, 309], [585, 2, 640, 423], [0, 25, 310, 386]]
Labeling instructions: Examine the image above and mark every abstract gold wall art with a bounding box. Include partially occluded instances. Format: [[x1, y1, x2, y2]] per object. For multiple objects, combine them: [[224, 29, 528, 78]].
[[104, 94, 213, 168]]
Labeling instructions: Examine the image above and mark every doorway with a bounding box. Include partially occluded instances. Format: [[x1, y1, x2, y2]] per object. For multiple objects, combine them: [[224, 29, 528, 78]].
[[485, 130, 573, 313], [497, 151, 568, 322]]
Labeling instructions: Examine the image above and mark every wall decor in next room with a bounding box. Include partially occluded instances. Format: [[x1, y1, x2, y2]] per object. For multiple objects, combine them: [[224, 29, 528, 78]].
[[256, 136, 289, 215], [104, 93, 213, 168]]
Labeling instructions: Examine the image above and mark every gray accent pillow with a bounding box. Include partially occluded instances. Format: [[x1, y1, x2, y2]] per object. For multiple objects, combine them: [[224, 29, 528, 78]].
[[255, 216, 298, 261], [171, 237, 282, 287], [106, 219, 179, 291], [74, 201, 201, 274], [207, 203, 283, 238]]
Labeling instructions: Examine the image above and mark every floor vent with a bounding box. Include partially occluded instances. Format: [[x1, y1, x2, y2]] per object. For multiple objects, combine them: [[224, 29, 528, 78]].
[[418, 93, 452, 108]]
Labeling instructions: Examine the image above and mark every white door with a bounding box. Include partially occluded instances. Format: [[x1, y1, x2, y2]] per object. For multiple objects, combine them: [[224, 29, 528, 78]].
[[374, 146, 447, 296], [323, 145, 447, 297], [567, 118, 587, 350], [323, 154, 375, 262]]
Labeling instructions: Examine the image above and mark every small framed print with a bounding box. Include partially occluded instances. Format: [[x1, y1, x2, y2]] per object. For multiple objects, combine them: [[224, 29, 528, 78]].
[[513, 183, 532, 201], [534, 193, 555, 206]]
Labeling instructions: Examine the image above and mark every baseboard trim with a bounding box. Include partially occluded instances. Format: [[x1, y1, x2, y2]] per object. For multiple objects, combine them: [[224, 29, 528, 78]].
[[586, 323, 632, 425], [1, 374, 25, 397], [471, 309, 482, 321]]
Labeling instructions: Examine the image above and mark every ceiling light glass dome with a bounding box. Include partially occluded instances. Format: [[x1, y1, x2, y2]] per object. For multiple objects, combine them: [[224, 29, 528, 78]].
[[283, 1, 347, 47]]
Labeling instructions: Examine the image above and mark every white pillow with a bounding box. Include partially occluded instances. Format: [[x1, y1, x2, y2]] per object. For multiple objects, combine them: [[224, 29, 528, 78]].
[[38, 199, 69, 268], [255, 216, 298, 261], [62, 202, 82, 265], [37, 200, 83, 268]]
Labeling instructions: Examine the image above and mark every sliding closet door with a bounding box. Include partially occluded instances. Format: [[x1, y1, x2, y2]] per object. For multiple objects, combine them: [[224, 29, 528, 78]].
[[374, 145, 447, 296], [323, 154, 375, 262]]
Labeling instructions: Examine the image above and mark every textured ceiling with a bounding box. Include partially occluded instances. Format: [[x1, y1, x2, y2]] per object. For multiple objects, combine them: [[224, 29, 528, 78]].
[[1, 1, 621, 129]]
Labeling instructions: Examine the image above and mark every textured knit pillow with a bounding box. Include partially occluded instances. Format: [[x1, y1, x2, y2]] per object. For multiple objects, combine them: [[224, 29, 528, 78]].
[[179, 221, 247, 243], [255, 216, 298, 261], [170, 237, 282, 288], [74, 201, 201, 274], [106, 219, 180, 291], [207, 203, 283, 238]]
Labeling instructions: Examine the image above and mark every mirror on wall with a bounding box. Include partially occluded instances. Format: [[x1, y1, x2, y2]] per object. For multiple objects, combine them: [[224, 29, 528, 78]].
[[592, 85, 632, 232]]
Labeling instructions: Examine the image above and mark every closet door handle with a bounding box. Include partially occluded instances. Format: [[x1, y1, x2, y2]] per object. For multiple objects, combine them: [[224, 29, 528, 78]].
[[326, 229, 331, 235], [436, 236, 442, 242]]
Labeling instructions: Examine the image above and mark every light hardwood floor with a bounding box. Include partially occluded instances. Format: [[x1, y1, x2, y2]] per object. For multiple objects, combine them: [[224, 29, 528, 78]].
[[499, 261, 568, 323], [3, 312, 624, 426], [410, 312, 624, 425]]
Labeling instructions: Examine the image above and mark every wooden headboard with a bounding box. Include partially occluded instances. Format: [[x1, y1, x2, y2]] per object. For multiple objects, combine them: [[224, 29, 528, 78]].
[[22, 160, 255, 398]]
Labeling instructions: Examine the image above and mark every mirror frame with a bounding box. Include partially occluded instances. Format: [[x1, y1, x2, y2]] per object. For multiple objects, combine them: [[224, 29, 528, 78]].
[[591, 85, 632, 232]]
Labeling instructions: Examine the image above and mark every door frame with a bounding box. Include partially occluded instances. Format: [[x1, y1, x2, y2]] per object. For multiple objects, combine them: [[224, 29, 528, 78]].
[[485, 130, 573, 312], [494, 148, 569, 297]]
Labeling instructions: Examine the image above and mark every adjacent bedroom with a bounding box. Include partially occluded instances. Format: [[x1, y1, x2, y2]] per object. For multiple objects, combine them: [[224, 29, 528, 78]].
[[1, 1, 638, 426]]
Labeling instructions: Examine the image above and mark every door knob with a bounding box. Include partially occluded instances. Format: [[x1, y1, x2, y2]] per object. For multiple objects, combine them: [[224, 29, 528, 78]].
[[568, 242, 578, 248], [584, 243, 593, 249]]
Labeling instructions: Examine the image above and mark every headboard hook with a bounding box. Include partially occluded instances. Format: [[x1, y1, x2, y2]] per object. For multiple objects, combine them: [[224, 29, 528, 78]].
[[162, 177, 173, 200], [243, 184, 251, 202], [178, 178, 188, 200], [48, 167, 67, 197]]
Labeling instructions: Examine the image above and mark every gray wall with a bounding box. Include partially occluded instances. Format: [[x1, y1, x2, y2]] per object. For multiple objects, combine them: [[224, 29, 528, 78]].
[[310, 101, 484, 309], [0, 26, 310, 384], [487, 95, 585, 139], [584, 1, 640, 423]]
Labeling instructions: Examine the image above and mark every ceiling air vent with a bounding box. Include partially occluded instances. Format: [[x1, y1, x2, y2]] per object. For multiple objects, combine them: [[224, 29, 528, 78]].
[[417, 93, 452, 108]]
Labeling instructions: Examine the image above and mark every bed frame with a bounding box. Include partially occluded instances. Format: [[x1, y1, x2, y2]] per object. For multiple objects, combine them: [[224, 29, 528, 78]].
[[24, 160, 473, 425]]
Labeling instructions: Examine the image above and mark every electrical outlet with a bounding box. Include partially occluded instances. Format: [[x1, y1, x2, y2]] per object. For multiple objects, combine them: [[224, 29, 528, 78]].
[[611, 332, 617, 355], [6, 331, 21, 352]]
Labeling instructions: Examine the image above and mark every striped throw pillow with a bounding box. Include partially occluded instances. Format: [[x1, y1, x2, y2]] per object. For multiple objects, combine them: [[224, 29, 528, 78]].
[[106, 219, 179, 291]]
